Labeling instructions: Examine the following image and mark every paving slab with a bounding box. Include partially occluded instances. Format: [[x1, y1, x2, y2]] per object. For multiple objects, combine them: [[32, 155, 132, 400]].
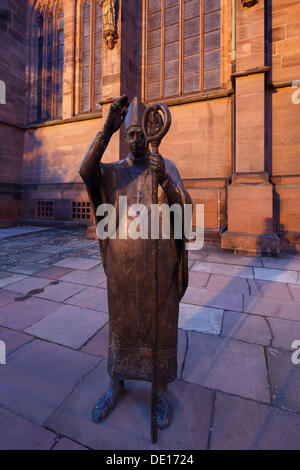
[[54, 257, 100, 271], [0, 274, 28, 289], [254, 267, 298, 285], [248, 279, 293, 300], [0, 297, 59, 330], [182, 287, 243, 312], [0, 327, 33, 355], [0, 289, 16, 308], [179, 304, 223, 335], [0, 340, 100, 425], [59, 268, 107, 287], [191, 261, 253, 279], [188, 259, 195, 270], [53, 438, 88, 450], [25, 304, 108, 349], [0, 271, 14, 280], [35, 281, 86, 302], [65, 287, 108, 313], [244, 295, 300, 322], [0, 407, 56, 450], [187, 271, 210, 288], [0, 226, 52, 240], [289, 284, 300, 302], [268, 317, 300, 351], [206, 252, 262, 267], [182, 332, 270, 403], [221, 311, 272, 346], [267, 347, 300, 413], [262, 255, 300, 272], [206, 274, 249, 294], [80, 323, 109, 358], [45, 361, 214, 450], [36, 266, 73, 280], [4, 264, 50, 276], [210, 392, 300, 450], [5, 277, 51, 294]]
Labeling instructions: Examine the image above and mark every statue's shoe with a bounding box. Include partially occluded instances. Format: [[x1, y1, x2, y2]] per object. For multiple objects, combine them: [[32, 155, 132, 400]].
[[157, 394, 173, 430], [91, 386, 125, 424]]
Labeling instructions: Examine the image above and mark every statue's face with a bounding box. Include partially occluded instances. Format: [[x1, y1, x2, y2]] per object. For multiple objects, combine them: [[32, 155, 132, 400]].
[[126, 126, 147, 158], [106, 32, 115, 49]]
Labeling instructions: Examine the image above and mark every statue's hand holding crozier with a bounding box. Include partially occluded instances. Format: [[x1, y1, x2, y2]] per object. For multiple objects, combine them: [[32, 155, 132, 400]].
[[102, 95, 129, 136], [149, 153, 167, 185]]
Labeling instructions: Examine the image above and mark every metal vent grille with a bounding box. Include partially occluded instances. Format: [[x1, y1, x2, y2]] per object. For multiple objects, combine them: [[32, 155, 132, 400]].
[[72, 201, 91, 220], [36, 200, 54, 219]]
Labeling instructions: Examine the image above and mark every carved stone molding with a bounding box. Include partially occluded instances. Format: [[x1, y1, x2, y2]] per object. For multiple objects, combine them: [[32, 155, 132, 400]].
[[241, 0, 258, 7], [100, 0, 118, 50], [38, 0, 63, 16]]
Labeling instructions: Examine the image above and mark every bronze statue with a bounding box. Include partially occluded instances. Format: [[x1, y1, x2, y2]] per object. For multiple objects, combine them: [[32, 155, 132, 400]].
[[79, 95, 192, 441], [100, 0, 118, 49]]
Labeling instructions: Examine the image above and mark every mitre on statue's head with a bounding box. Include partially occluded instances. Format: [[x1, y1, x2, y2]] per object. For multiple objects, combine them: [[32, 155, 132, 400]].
[[125, 97, 146, 130]]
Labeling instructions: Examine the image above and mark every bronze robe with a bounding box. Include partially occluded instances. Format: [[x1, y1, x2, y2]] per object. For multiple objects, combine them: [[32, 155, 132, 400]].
[[80, 142, 191, 383]]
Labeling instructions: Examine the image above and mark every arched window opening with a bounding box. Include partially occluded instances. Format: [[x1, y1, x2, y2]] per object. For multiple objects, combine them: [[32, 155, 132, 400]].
[[144, 0, 221, 102], [36, 0, 64, 122], [37, 13, 44, 121], [82, 0, 91, 113], [80, 0, 103, 114], [56, 9, 64, 117]]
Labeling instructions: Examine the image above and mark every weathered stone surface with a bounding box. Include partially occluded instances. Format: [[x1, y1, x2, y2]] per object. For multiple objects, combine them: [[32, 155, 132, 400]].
[[0, 274, 28, 289], [54, 257, 100, 271], [192, 261, 253, 279], [53, 438, 88, 451], [59, 267, 107, 287], [0, 340, 100, 425], [179, 303, 223, 335], [0, 297, 59, 330], [0, 327, 33, 355], [45, 361, 214, 450], [210, 392, 300, 450], [65, 287, 108, 313], [267, 348, 300, 413], [248, 279, 293, 300], [244, 295, 300, 322], [268, 317, 300, 351], [36, 266, 73, 280], [182, 286, 243, 312], [35, 281, 86, 302], [254, 267, 298, 285], [5, 277, 50, 294], [206, 274, 250, 294], [183, 332, 270, 403], [25, 304, 108, 349], [221, 311, 272, 346], [188, 271, 210, 288], [0, 289, 16, 308], [0, 407, 56, 450]]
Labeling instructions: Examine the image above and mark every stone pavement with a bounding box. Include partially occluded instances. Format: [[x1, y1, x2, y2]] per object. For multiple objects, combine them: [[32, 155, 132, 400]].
[[0, 227, 300, 450]]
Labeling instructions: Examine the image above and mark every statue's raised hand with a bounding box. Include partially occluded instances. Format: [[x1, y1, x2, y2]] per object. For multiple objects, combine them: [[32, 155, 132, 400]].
[[102, 95, 129, 135]]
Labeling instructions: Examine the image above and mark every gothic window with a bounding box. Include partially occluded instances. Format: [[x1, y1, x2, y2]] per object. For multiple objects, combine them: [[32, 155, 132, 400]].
[[36, 0, 64, 121], [144, 0, 221, 101], [80, 0, 103, 113], [37, 14, 44, 121]]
